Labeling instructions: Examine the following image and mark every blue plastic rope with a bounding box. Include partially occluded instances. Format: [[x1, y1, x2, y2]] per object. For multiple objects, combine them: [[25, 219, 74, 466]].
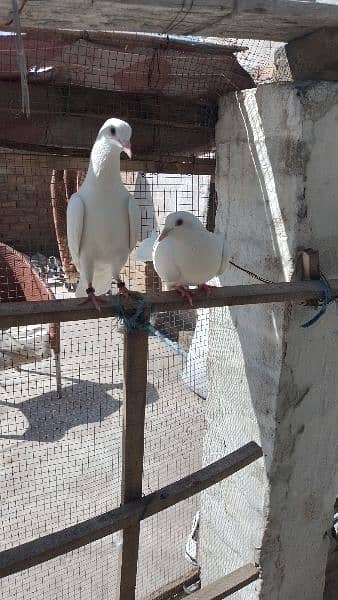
[[301, 272, 337, 328], [112, 294, 150, 332], [146, 323, 188, 359], [112, 295, 188, 358]]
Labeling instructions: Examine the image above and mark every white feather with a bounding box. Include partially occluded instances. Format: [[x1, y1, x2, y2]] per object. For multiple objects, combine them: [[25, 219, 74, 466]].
[[128, 195, 141, 252], [66, 192, 84, 271], [131, 230, 157, 262], [153, 211, 227, 289], [66, 118, 140, 297]]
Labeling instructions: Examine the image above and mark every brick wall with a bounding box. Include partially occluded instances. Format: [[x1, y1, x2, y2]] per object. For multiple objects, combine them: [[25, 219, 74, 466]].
[[0, 150, 211, 266], [0, 151, 58, 255]]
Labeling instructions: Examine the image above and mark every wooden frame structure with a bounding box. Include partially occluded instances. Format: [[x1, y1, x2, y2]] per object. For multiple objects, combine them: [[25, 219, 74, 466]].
[[0, 0, 338, 593], [0, 273, 333, 598], [3, 1, 338, 42], [0, 30, 253, 164], [0, 279, 334, 329]]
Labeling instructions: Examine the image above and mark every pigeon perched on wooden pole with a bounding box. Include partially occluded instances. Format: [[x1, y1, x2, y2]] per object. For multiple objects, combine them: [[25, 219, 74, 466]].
[[153, 211, 227, 305], [66, 118, 140, 309]]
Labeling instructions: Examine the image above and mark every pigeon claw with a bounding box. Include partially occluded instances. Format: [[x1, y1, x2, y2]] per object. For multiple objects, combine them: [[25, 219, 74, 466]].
[[87, 291, 102, 311], [80, 285, 104, 312], [117, 281, 130, 297], [197, 283, 216, 296], [174, 285, 194, 307]]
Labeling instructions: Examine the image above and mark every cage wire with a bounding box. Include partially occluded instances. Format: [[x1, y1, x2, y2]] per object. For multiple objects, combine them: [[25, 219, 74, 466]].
[[0, 26, 291, 600]]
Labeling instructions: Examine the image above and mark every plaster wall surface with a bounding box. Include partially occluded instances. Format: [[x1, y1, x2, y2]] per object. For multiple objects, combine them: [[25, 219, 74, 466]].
[[200, 82, 338, 599]]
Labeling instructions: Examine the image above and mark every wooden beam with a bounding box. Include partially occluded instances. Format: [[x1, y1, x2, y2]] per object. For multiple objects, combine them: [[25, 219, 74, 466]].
[[116, 323, 149, 600], [0, 150, 216, 175], [302, 249, 320, 281], [5, 1, 338, 42], [148, 569, 199, 600], [276, 27, 338, 82], [0, 82, 216, 159], [206, 174, 217, 232], [0, 82, 215, 127], [187, 563, 259, 599], [0, 280, 335, 329], [0, 442, 262, 578], [2, 27, 245, 56]]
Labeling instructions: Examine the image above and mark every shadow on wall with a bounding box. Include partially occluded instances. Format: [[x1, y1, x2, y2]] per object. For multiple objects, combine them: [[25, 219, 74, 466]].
[[204, 85, 338, 597], [0, 378, 159, 442], [199, 86, 289, 588]]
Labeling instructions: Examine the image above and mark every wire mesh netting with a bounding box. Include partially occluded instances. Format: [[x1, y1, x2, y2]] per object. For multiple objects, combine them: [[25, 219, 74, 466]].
[[0, 152, 209, 599], [0, 23, 294, 600], [0, 311, 206, 599]]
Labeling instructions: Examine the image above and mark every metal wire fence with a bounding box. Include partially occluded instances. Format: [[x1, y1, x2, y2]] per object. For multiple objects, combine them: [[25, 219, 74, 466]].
[[0, 24, 292, 600]]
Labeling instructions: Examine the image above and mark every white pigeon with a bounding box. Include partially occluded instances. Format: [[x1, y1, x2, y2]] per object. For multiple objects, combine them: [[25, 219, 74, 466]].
[[131, 229, 158, 262], [67, 118, 140, 309], [153, 211, 227, 305]]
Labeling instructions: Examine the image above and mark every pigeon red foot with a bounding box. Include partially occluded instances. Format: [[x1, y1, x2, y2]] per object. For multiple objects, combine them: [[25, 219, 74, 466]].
[[117, 280, 130, 297], [197, 283, 217, 295], [173, 284, 194, 307], [80, 285, 107, 312]]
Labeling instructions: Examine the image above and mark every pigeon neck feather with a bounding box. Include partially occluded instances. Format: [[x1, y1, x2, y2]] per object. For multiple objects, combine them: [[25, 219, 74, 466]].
[[87, 138, 123, 185]]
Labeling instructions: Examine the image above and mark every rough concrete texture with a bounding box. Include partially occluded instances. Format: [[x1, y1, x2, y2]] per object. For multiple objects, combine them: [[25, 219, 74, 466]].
[[199, 82, 338, 599]]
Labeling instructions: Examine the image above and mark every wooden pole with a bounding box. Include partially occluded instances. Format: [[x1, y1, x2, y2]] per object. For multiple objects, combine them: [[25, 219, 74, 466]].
[[0, 147, 216, 175], [0, 28, 244, 56], [116, 316, 149, 600], [0, 280, 336, 329], [187, 563, 259, 599], [302, 249, 320, 280], [0, 442, 262, 578]]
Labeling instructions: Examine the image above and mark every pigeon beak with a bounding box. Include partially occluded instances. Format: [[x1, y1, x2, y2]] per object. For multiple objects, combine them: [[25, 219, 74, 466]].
[[158, 228, 169, 242], [122, 141, 132, 159]]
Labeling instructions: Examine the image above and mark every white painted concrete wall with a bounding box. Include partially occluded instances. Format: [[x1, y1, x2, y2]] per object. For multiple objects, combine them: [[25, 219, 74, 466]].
[[200, 82, 338, 599]]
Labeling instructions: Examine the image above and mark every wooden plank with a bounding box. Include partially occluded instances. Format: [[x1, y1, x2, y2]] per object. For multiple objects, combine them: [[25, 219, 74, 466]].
[[2, 27, 245, 56], [116, 323, 149, 600], [302, 249, 320, 281], [0, 82, 215, 128], [187, 563, 259, 599], [0, 150, 216, 175], [0, 82, 216, 159], [277, 27, 338, 82], [0, 117, 214, 163], [0, 442, 262, 578], [148, 569, 199, 600], [0, 123, 214, 160], [206, 174, 217, 233], [0, 280, 336, 329], [6, 1, 338, 42]]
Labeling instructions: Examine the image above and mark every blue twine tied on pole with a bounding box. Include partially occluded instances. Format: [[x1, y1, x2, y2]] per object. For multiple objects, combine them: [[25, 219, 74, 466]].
[[112, 294, 188, 357], [112, 294, 151, 332], [301, 272, 338, 329]]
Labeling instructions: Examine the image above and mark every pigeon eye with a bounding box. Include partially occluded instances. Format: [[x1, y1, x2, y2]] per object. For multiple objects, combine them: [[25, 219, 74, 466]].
[[110, 126, 116, 136], [176, 218, 183, 226]]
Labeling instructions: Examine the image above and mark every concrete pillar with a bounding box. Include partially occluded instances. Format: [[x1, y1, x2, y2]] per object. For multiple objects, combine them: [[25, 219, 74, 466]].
[[199, 82, 338, 599]]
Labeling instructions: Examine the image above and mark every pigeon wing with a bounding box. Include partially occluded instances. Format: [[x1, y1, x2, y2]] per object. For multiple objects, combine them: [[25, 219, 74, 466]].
[[128, 194, 141, 252], [131, 229, 157, 262], [67, 191, 85, 271]]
